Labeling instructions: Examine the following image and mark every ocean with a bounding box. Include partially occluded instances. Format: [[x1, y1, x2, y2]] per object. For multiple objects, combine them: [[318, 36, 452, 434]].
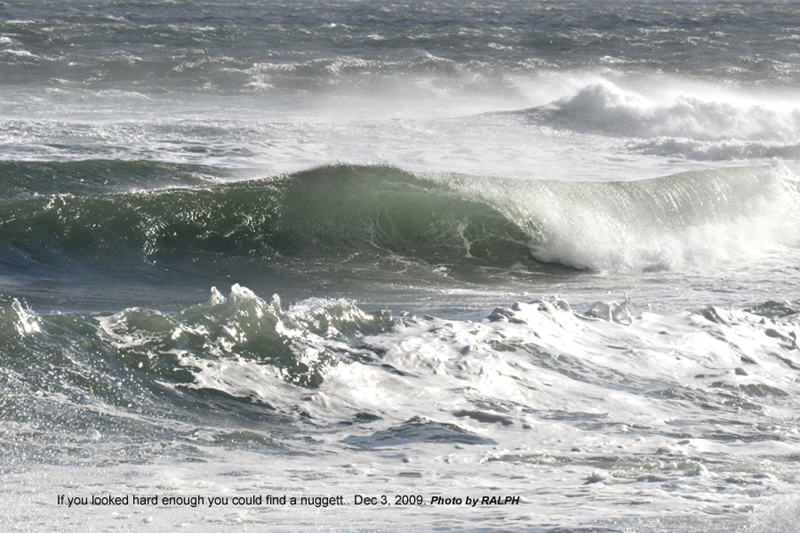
[[2, 0, 800, 531]]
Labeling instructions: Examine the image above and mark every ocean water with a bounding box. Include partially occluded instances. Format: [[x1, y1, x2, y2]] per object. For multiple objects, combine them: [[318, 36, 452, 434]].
[[2, 1, 800, 531]]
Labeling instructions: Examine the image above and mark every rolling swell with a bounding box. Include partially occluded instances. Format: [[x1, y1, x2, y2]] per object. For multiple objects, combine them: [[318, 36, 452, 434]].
[[0, 162, 796, 277], [0, 164, 541, 273]]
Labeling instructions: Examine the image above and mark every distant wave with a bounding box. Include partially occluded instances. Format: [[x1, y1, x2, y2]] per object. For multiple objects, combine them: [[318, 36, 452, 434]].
[[0, 162, 796, 274], [526, 82, 800, 142], [516, 81, 800, 161]]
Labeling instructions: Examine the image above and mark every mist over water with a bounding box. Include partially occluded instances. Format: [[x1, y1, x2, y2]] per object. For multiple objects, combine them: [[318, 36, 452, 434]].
[[3, 1, 800, 531]]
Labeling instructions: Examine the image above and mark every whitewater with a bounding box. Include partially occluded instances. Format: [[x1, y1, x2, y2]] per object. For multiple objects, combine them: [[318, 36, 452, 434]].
[[2, 1, 800, 531]]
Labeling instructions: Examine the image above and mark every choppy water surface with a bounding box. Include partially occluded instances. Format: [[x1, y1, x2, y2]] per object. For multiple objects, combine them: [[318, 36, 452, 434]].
[[2, 1, 800, 531]]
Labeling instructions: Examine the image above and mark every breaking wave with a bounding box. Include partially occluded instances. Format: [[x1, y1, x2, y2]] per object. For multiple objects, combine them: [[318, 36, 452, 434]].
[[4, 286, 799, 460], [529, 82, 800, 142], [520, 81, 800, 161], [0, 162, 797, 274]]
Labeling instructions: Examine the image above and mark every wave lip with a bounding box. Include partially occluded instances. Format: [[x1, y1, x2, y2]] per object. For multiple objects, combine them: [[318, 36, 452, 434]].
[[482, 163, 800, 272]]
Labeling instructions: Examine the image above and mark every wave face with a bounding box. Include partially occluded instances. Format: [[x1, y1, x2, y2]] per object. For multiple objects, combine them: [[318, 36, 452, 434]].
[[493, 164, 800, 271], [0, 164, 538, 275], [0, 162, 797, 277]]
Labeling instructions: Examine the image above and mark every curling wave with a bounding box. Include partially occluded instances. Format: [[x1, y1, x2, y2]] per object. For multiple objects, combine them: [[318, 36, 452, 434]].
[[0, 162, 796, 274]]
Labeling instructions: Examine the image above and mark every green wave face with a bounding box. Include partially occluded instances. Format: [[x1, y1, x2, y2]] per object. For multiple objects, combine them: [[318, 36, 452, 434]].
[[0, 164, 542, 272], [0, 162, 796, 277]]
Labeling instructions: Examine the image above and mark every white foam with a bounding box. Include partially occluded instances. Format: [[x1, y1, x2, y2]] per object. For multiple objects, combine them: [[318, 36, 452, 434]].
[[544, 80, 800, 143], [451, 164, 800, 272]]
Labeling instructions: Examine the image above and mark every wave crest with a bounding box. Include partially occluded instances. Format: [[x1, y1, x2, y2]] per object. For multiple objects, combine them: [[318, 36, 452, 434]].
[[532, 82, 800, 143], [0, 162, 796, 274]]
